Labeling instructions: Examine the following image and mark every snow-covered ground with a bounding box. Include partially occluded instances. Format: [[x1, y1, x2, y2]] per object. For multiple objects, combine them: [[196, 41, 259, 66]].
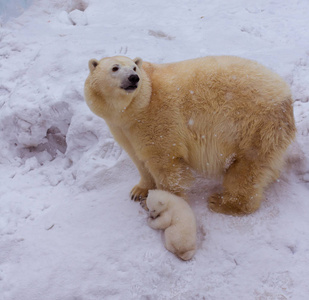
[[1, 0, 309, 299]]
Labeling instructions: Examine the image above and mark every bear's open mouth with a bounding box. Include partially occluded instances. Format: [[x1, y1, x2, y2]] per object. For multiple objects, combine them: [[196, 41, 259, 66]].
[[121, 85, 138, 92]]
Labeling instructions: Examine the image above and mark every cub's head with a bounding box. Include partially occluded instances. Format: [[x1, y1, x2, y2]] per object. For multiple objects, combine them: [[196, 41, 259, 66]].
[[84, 56, 143, 118], [146, 190, 170, 219]]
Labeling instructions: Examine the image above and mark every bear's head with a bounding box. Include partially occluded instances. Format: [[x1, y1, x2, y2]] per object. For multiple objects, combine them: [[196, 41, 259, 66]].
[[146, 190, 169, 219], [84, 56, 144, 119]]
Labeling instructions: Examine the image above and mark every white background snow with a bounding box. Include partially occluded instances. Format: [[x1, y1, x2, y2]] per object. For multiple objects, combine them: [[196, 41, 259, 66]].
[[1, 0, 309, 299]]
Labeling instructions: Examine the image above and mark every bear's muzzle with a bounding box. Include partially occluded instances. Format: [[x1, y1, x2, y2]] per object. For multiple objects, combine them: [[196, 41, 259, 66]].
[[121, 74, 140, 92]]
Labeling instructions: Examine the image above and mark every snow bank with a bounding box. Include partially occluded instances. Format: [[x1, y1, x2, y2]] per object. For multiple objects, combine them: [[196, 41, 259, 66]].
[[0, 0, 33, 23]]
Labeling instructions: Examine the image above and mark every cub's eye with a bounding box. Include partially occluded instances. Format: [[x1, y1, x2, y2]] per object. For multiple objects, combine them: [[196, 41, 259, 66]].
[[112, 66, 119, 72], [133, 66, 137, 71]]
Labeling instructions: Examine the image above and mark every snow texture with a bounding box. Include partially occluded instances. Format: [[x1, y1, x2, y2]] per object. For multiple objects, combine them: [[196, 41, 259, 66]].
[[0, 0, 309, 299]]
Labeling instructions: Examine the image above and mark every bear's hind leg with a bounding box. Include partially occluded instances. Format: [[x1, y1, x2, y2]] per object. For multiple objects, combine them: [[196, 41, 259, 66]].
[[208, 157, 277, 215]]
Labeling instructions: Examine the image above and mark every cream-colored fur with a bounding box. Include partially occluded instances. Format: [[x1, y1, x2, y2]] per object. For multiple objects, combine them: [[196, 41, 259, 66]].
[[84, 55, 296, 215], [146, 190, 197, 261]]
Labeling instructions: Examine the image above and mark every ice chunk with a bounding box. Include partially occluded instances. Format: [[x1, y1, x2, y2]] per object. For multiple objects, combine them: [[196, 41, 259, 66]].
[[69, 9, 88, 26]]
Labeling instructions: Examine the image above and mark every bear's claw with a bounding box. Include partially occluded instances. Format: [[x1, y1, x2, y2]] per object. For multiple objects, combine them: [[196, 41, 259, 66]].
[[130, 184, 150, 211], [140, 199, 149, 211]]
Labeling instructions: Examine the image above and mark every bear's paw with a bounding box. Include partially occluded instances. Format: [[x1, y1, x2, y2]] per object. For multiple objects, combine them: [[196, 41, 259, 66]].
[[208, 192, 261, 216], [130, 185, 149, 202]]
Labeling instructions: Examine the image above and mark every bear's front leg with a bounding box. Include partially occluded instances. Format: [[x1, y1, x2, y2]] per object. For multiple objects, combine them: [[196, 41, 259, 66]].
[[127, 154, 157, 204], [146, 157, 193, 199], [208, 158, 270, 215], [108, 124, 156, 204]]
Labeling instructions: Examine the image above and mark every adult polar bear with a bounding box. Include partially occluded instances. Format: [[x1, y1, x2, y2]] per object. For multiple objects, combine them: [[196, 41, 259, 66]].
[[84, 55, 296, 215]]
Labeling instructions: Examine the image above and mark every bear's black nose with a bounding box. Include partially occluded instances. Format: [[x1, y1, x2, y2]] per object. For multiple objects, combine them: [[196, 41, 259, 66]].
[[128, 74, 140, 84]]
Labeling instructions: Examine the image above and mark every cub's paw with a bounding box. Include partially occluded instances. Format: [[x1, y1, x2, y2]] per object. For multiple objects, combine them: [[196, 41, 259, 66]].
[[130, 185, 149, 202]]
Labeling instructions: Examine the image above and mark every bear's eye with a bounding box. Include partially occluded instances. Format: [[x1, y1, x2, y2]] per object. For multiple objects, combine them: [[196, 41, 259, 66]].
[[112, 66, 119, 72], [133, 66, 137, 71]]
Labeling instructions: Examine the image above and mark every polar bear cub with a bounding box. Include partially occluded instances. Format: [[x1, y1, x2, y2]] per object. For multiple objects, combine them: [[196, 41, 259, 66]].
[[146, 190, 197, 261]]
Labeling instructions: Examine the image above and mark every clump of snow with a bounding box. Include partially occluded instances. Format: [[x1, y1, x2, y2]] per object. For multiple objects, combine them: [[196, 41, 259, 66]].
[[188, 118, 194, 126], [224, 153, 236, 171], [68, 9, 88, 26], [0, 0, 309, 299]]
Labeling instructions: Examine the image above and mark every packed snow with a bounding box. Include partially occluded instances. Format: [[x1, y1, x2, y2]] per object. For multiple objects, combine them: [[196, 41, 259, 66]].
[[1, 0, 309, 299]]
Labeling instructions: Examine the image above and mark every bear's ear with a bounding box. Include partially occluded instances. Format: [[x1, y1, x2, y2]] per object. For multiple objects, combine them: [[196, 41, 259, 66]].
[[88, 59, 99, 72], [158, 200, 165, 206], [133, 57, 143, 68]]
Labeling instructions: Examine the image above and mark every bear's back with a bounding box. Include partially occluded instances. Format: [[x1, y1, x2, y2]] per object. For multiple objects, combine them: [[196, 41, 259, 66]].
[[144, 56, 291, 106]]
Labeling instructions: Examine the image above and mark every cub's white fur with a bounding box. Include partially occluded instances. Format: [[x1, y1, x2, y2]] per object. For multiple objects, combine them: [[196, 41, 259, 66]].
[[146, 190, 197, 261]]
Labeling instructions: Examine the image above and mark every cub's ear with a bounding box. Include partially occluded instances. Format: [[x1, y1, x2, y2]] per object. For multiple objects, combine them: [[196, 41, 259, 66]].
[[133, 57, 143, 68], [88, 59, 99, 72], [158, 200, 165, 206]]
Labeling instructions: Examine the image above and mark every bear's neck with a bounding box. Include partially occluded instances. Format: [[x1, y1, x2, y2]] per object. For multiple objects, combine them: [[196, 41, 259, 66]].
[[130, 68, 152, 110]]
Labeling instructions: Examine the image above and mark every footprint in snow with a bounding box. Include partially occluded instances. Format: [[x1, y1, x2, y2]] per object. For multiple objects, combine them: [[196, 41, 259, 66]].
[[100, 140, 122, 167]]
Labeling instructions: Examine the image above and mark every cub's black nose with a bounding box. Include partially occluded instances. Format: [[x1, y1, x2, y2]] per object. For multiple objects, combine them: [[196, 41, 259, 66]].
[[128, 74, 140, 84]]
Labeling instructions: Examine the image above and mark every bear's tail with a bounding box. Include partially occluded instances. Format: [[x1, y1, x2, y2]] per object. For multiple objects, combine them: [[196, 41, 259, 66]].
[[178, 249, 196, 261]]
